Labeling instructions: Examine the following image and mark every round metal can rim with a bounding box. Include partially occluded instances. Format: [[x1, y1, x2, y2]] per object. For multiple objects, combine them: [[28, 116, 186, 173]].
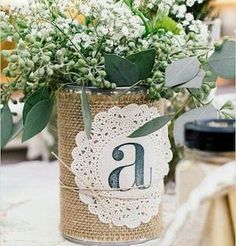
[[63, 85, 147, 95]]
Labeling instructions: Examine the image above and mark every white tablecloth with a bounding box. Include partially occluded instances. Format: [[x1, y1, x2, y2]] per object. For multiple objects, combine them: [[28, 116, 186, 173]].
[[0, 162, 175, 246]]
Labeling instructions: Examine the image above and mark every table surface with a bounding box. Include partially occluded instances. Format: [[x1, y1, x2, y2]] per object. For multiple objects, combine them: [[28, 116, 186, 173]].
[[0, 161, 175, 246]]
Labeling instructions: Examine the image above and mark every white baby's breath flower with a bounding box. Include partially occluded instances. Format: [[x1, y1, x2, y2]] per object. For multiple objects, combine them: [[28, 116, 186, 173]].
[[182, 20, 189, 26], [79, 0, 144, 44], [121, 26, 129, 36], [186, 0, 195, 7], [175, 5, 187, 18], [186, 13, 194, 22]]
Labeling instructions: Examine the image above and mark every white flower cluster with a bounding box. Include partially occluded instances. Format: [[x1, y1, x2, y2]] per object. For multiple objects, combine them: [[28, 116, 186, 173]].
[[186, 0, 204, 7], [141, 0, 208, 43], [171, 0, 208, 43], [146, 0, 205, 9], [79, 0, 145, 53], [1, 0, 213, 100]]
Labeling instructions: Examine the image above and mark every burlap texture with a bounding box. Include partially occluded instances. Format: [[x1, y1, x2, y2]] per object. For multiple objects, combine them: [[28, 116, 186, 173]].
[[57, 88, 164, 243]]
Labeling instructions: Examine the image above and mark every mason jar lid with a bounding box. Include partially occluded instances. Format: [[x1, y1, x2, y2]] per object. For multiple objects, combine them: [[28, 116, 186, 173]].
[[184, 119, 235, 152]]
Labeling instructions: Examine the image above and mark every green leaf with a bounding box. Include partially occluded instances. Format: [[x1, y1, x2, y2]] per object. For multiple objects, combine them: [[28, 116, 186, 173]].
[[178, 69, 206, 88], [104, 53, 139, 86], [208, 40, 236, 80], [23, 87, 50, 123], [155, 16, 180, 35], [127, 49, 156, 80], [165, 57, 200, 87], [1, 104, 13, 149], [129, 114, 173, 138], [0, 31, 9, 42], [16, 20, 28, 29], [81, 87, 92, 139], [123, 0, 134, 8], [174, 104, 219, 145], [22, 99, 53, 142], [10, 118, 24, 141]]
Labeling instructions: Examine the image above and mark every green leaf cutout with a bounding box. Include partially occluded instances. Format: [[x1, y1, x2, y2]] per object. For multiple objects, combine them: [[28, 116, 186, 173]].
[[81, 87, 92, 139], [22, 99, 53, 142], [178, 69, 206, 88], [104, 53, 139, 86], [174, 104, 219, 145], [1, 104, 13, 148], [129, 114, 173, 138], [23, 87, 50, 123], [165, 57, 200, 87], [208, 40, 236, 80], [127, 49, 156, 80]]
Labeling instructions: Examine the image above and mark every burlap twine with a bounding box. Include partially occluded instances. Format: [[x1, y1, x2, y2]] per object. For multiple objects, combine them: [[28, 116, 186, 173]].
[[57, 88, 164, 243]]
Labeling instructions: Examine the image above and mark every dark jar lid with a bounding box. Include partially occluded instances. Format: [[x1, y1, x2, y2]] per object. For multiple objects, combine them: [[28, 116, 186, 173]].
[[184, 119, 235, 152]]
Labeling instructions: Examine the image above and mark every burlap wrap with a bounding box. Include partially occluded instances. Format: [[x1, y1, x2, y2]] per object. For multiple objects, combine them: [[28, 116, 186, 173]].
[[57, 88, 164, 243]]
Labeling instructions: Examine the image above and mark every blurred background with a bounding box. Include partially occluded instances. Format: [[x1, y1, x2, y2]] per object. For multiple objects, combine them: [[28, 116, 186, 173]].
[[1, 0, 236, 165]]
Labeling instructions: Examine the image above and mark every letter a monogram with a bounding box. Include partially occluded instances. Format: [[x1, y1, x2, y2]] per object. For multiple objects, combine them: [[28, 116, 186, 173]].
[[108, 143, 152, 190]]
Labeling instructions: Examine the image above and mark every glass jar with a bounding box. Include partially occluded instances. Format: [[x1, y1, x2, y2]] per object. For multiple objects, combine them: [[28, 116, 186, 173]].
[[176, 119, 235, 246]]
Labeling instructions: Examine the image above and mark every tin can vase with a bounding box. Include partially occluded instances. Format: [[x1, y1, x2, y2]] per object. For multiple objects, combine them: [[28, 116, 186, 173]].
[[57, 86, 172, 245]]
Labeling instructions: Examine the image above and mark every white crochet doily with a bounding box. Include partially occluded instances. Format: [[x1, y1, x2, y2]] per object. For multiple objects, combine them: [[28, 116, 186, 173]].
[[71, 104, 172, 228]]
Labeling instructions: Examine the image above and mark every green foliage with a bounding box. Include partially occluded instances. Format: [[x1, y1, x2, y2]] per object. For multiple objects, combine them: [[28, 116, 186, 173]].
[[127, 49, 156, 80], [105, 50, 156, 86], [0, 0, 232, 148], [81, 87, 92, 139], [208, 40, 236, 80], [155, 16, 180, 35], [178, 69, 206, 89], [188, 63, 217, 101], [22, 99, 53, 142], [202, 63, 217, 83], [165, 57, 200, 87], [123, 0, 134, 8], [23, 87, 50, 123], [1, 104, 13, 148], [129, 114, 173, 138], [0, 30, 10, 42], [105, 54, 139, 86]]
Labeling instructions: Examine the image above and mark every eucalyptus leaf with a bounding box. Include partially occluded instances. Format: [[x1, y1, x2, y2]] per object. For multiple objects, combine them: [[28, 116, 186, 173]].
[[208, 40, 236, 80], [10, 118, 24, 141], [165, 57, 200, 87], [23, 87, 50, 123], [127, 49, 156, 80], [178, 69, 206, 88], [129, 114, 173, 138], [81, 87, 92, 139], [104, 53, 139, 86], [22, 99, 53, 142], [174, 104, 219, 146], [1, 104, 13, 148]]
